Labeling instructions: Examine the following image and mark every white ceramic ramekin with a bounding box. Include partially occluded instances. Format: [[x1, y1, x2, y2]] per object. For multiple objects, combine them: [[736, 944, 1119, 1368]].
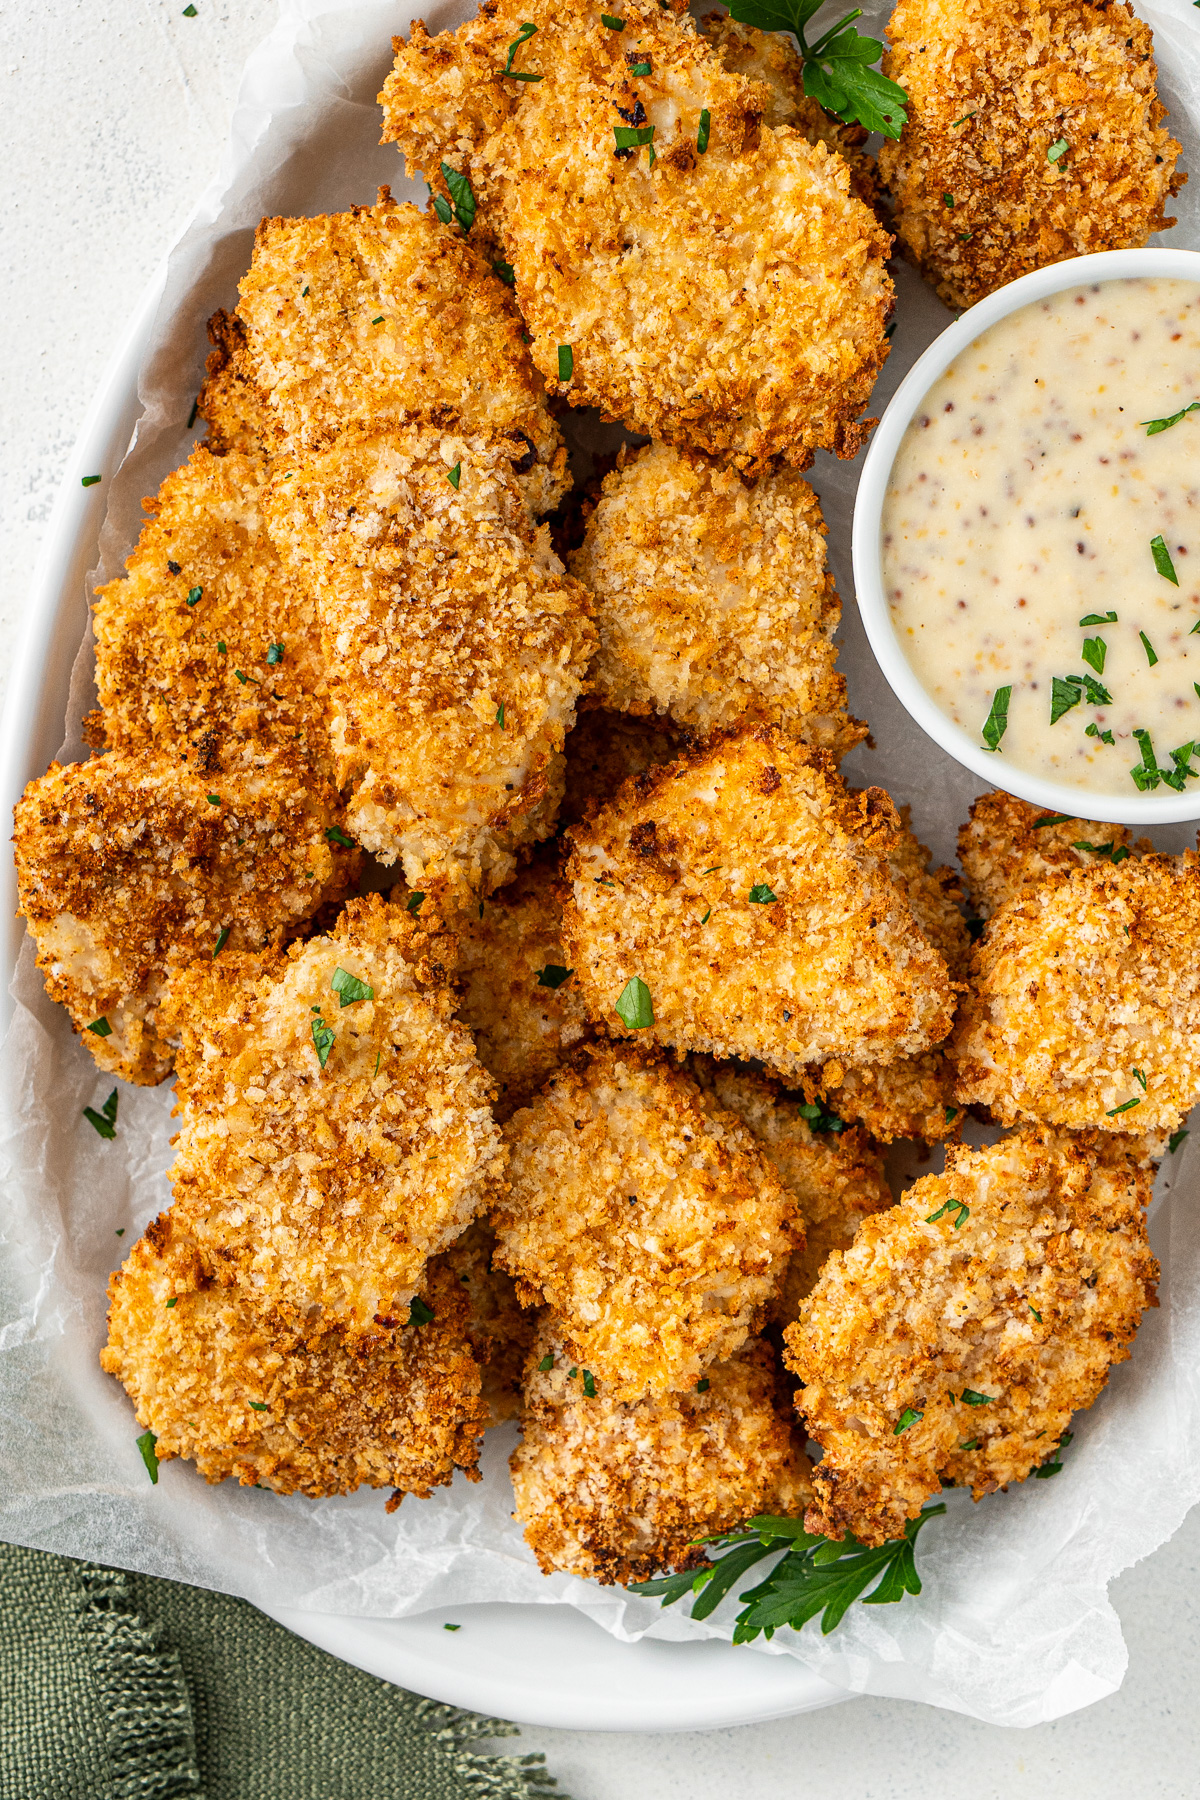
[[852, 246, 1200, 826]]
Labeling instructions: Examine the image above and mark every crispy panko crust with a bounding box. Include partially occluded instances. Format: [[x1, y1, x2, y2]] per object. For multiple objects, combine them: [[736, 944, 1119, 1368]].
[[101, 1211, 487, 1501], [958, 788, 1133, 920], [878, 0, 1183, 311], [265, 426, 596, 903], [492, 1041, 799, 1403], [91, 446, 334, 783], [686, 1056, 892, 1325], [511, 1322, 811, 1583], [13, 749, 351, 1085], [697, 13, 882, 214], [452, 847, 590, 1121], [379, 0, 893, 473], [952, 846, 1200, 1135], [198, 309, 274, 456], [559, 705, 684, 830], [784, 1129, 1158, 1546], [224, 190, 568, 516], [160, 895, 506, 1337], [569, 443, 865, 757], [562, 723, 957, 1084], [440, 1218, 536, 1423]]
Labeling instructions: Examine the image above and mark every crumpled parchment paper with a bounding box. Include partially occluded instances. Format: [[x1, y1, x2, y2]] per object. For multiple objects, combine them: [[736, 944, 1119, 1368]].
[[3, 0, 1200, 1728]]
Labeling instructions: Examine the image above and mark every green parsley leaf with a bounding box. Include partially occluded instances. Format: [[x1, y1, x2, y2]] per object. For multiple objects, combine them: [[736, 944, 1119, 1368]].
[[1085, 723, 1116, 746], [1081, 636, 1106, 675], [371, 315, 384, 326], [444, 1622, 461, 1631], [568, 1368, 578, 1379], [249, 1400, 268, 1411], [942, 191, 955, 207], [950, 110, 975, 125], [1047, 137, 1068, 162], [614, 123, 655, 153], [981, 684, 1011, 751], [182, 4, 197, 14], [447, 462, 462, 489], [1050, 675, 1082, 724], [959, 1438, 979, 1451], [748, 882, 778, 904], [1073, 840, 1131, 865], [1164, 740, 1200, 791], [1142, 401, 1200, 436], [1080, 612, 1118, 626], [217, 641, 226, 654], [495, 702, 505, 727], [206, 793, 220, 806], [331, 966, 374, 1007], [311, 1016, 335, 1068], [1169, 1129, 1190, 1153], [959, 1389, 993, 1406], [409, 1297, 436, 1326], [1029, 1304, 1042, 1323], [536, 964, 574, 989], [188, 398, 199, 428], [724, 0, 908, 137], [266, 642, 284, 665], [82, 474, 102, 487], [406, 891, 426, 915], [83, 1088, 119, 1141], [503, 20, 538, 74], [602, 13, 626, 27], [441, 162, 478, 230], [302, 285, 310, 297], [187, 586, 202, 607], [234, 669, 259, 686], [615, 975, 654, 1029], [115, 1229, 124, 1237], [432, 194, 453, 226], [1152, 534, 1179, 584], [700, 908, 712, 925], [945, 1105, 958, 1123], [558, 344, 574, 382], [325, 825, 355, 848], [582, 1370, 597, 1398], [894, 1407, 923, 1434], [1034, 1430, 1073, 1479], [493, 260, 516, 285], [697, 107, 711, 152], [538, 1354, 554, 1372], [1130, 727, 1162, 792], [696, 1377, 711, 1392], [797, 1100, 846, 1134], [628, 56, 652, 75], [87, 1016, 113, 1037], [1032, 814, 1072, 828], [925, 1196, 969, 1229], [1106, 1096, 1142, 1116], [1133, 1068, 1148, 1090], [1140, 630, 1159, 667], [213, 926, 231, 957], [136, 1430, 160, 1483]]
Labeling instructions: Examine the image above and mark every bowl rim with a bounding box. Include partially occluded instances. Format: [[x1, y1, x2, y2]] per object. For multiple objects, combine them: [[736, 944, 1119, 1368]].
[[851, 245, 1200, 827]]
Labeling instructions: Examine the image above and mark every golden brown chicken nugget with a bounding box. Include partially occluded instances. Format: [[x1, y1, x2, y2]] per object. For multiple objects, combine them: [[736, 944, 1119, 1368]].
[[161, 894, 506, 1337], [563, 723, 957, 1085], [511, 1323, 811, 1583], [380, 0, 893, 473], [570, 443, 865, 758], [958, 789, 1134, 920], [101, 1211, 487, 1503], [13, 748, 351, 1085], [265, 426, 596, 905], [784, 1129, 1157, 1545], [878, 0, 1183, 310], [440, 1218, 536, 1424], [493, 1041, 798, 1403]]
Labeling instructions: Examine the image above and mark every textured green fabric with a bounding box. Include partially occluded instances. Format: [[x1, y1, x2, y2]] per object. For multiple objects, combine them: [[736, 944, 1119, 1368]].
[[0, 1542, 563, 1800]]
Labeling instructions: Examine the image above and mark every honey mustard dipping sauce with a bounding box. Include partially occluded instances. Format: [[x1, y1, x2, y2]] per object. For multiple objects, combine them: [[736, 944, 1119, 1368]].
[[882, 277, 1200, 798]]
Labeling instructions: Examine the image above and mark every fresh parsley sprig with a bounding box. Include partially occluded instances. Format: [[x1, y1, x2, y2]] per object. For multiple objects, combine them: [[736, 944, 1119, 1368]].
[[723, 0, 908, 138], [632, 1505, 944, 1640]]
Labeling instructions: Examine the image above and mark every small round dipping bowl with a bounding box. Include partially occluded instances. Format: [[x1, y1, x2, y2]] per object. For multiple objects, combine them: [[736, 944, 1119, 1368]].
[[852, 246, 1200, 826]]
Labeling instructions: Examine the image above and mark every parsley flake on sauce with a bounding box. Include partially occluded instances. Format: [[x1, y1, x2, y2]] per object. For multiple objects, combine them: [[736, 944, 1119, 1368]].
[[1081, 636, 1106, 675], [1151, 534, 1180, 584], [1130, 728, 1163, 791], [83, 1089, 119, 1141], [1085, 723, 1115, 746], [331, 966, 374, 1007], [1079, 611, 1117, 626], [1140, 630, 1159, 667], [536, 964, 573, 989], [981, 685, 1011, 751], [409, 1297, 436, 1326], [1141, 401, 1200, 436], [615, 976, 654, 1030]]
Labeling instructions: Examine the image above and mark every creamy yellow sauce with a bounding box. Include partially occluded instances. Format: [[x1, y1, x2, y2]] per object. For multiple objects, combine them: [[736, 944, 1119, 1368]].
[[882, 278, 1200, 796]]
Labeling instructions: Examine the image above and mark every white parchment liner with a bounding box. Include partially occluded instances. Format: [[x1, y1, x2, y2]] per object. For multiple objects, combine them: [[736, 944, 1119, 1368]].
[[3, 0, 1200, 1728]]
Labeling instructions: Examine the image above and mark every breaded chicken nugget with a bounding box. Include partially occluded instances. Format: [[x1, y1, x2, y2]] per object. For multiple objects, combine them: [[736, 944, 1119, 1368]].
[[13, 748, 351, 1085], [197, 309, 273, 456], [91, 446, 333, 782], [101, 1211, 487, 1502], [952, 848, 1200, 1135], [452, 848, 589, 1121], [569, 443, 864, 757], [878, 0, 1183, 311], [562, 724, 956, 1084], [266, 427, 596, 903], [697, 13, 882, 213], [440, 1218, 536, 1423], [784, 1129, 1157, 1546], [687, 1056, 892, 1323], [492, 1042, 798, 1402], [229, 191, 568, 517], [161, 895, 506, 1337], [511, 1323, 811, 1582], [559, 706, 684, 830], [380, 0, 893, 473], [958, 789, 1133, 920]]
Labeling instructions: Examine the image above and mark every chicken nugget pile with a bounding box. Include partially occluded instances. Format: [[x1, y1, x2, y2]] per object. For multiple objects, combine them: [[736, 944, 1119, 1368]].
[[14, 0, 1184, 1601]]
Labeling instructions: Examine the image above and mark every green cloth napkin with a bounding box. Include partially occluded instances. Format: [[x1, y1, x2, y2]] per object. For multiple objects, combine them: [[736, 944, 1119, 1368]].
[[0, 1541, 564, 1800]]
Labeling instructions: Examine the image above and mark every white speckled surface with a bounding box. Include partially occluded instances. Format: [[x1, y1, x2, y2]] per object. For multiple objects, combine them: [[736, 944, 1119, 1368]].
[[4, 3, 1200, 1791]]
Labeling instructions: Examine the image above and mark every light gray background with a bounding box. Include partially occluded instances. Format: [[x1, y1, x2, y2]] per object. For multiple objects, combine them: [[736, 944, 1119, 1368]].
[[3, 4, 1198, 1794]]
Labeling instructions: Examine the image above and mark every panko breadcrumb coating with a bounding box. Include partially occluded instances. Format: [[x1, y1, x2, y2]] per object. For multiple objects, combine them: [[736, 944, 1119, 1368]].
[[958, 789, 1134, 920], [266, 426, 596, 903], [562, 724, 957, 1085], [161, 895, 506, 1337], [952, 846, 1200, 1135], [453, 848, 589, 1121], [441, 1219, 536, 1424], [569, 442, 865, 757], [102, 1212, 487, 1502], [226, 191, 568, 516], [13, 748, 351, 1085], [198, 309, 273, 457], [784, 1129, 1157, 1546], [492, 1042, 798, 1403], [511, 1324, 811, 1583], [91, 446, 334, 783], [878, 0, 1183, 311], [380, 0, 893, 473], [687, 1056, 892, 1324], [559, 706, 684, 830]]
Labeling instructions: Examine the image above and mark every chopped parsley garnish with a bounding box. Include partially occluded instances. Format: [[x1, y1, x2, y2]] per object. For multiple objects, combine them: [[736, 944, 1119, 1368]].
[[945, 1105, 957, 1123], [331, 966, 374, 1007], [1142, 401, 1200, 436], [1163, 740, 1200, 792], [206, 793, 220, 806], [444, 1622, 461, 1631], [1151, 534, 1179, 584], [536, 964, 574, 989], [1085, 723, 1115, 746], [1106, 1096, 1142, 1116], [503, 20, 540, 78], [187, 586, 202, 607], [1133, 1068, 1147, 1091], [234, 670, 260, 685], [1029, 1304, 1042, 1323], [87, 1016, 113, 1037], [942, 191, 954, 208], [249, 1400, 267, 1411], [627, 55, 652, 74], [959, 1389, 993, 1406], [83, 1089, 119, 1141], [493, 260, 516, 285], [136, 1431, 161, 1485], [723, 0, 907, 135], [311, 1013, 335, 1068], [217, 641, 226, 654], [1073, 840, 1130, 865], [1051, 672, 1111, 723], [1032, 814, 1071, 829], [409, 1297, 436, 1326], [81, 475, 102, 487], [981, 685, 1011, 752], [1079, 611, 1117, 626], [615, 975, 654, 1030], [538, 1354, 554, 1372], [182, 3, 197, 14], [371, 315, 384, 325], [700, 909, 712, 925], [266, 642, 284, 665], [1169, 1129, 1190, 1153], [325, 825, 355, 848], [558, 344, 574, 382], [1140, 630, 1159, 667], [798, 1100, 846, 1134], [614, 123, 655, 159], [213, 926, 231, 957], [632, 1503, 943, 1638], [302, 285, 309, 297], [894, 1407, 923, 1435], [748, 883, 778, 904], [602, 13, 626, 27], [696, 1378, 711, 1392], [1047, 137, 1068, 162], [1034, 1430, 1073, 1479], [697, 107, 711, 152], [447, 462, 462, 489], [1081, 636, 1106, 675], [440, 162, 478, 231], [1129, 727, 1162, 791], [925, 1196, 969, 1229], [188, 399, 199, 428], [432, 194, 452, 226], [406, 891, 426, 914], [495, 702, 505, 727], [959, 1439, 979, 1451], [582, 1370, 597, 1398]]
